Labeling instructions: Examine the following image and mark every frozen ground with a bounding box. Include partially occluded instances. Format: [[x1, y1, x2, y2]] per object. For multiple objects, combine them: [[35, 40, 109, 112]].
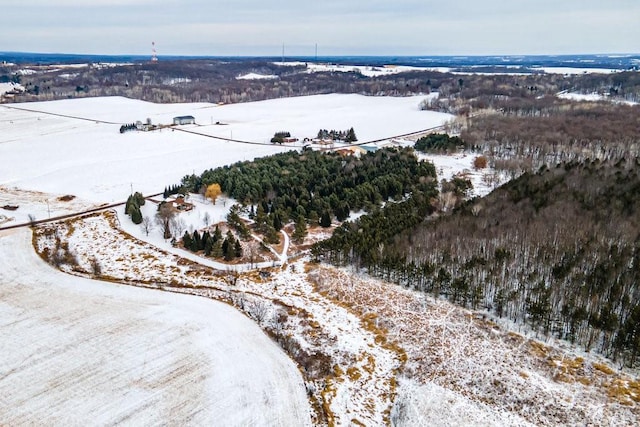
[[0, 228, 312, 426]]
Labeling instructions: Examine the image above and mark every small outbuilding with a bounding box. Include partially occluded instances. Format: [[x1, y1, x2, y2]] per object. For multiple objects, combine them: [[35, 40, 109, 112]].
[[173, 115, 196, 125]]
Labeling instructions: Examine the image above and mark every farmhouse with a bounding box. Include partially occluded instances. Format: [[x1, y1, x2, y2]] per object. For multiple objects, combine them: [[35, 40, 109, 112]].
[[173, 115, 196, 125], [167, 194, 194, 211], [335, 146, 367, 157]]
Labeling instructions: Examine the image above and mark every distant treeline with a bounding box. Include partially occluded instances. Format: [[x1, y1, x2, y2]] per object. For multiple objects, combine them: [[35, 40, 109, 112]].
[[6, 60, 640, 105]]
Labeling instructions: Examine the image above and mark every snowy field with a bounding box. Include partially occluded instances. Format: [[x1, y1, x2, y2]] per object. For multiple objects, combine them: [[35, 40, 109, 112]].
[[0, 94, 452, 217], [0, 228, 312, 426], [0, 82, 24, 95]]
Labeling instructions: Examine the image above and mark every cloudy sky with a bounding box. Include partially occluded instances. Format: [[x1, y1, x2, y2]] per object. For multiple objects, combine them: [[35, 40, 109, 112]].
[[1, 0, 638, 56]]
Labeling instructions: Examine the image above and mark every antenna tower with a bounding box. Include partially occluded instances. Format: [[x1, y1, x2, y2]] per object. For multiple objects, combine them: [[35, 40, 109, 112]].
[[151, 41, 158, 62]]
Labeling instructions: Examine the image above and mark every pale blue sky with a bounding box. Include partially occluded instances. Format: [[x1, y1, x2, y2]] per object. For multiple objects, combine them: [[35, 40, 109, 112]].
[[1, 0, 638, 56]]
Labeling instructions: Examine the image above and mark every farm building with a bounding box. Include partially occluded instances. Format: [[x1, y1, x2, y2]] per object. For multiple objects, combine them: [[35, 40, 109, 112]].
[[173, 115, 196, 125]]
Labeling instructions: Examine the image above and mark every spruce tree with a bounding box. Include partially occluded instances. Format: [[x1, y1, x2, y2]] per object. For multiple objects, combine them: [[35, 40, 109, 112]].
[[320, 210, 332, 228], [204, 235, 213, 256], [211, 241, 223, 258], [202, 231, 210, 251], [182, 231, 192, 250], [293, 214, 308, 243], [192, 230, 201, 252], [131, 205, 143, 224], [213, 225, 222, 243]]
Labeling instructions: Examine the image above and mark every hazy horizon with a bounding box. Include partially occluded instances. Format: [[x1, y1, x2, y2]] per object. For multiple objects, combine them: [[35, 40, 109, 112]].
[[1, 1, 638, 57]]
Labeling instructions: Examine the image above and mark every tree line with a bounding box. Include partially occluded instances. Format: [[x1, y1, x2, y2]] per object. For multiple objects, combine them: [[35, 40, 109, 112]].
[[181, 226, 242, 261]]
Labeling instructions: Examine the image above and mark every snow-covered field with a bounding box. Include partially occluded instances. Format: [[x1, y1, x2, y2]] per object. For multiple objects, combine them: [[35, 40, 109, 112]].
[[0, 228, 312, 426], [31, 212, 404, 425], [0, 82, 24, 95], [0, 94, 451, 213], [276, 62, 629, 76]]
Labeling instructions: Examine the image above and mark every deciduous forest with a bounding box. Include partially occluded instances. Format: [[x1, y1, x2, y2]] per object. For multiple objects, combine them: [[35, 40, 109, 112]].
[[314, 158, 640, 367]]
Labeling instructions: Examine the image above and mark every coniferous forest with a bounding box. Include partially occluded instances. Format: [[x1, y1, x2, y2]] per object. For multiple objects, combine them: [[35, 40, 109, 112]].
[[180, 147, 436, 228]]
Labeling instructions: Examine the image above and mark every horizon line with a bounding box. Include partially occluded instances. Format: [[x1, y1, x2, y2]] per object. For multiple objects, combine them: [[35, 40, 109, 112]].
[[2, 50, 640, 59]]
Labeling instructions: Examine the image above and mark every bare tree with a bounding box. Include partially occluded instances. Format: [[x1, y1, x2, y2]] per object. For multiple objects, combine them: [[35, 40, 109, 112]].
[[140, 215, 154, 236], [170, 217, 186, 239], [155, 203, 176, 239], [248, 299, 270, 325], [89, 256, 102, 276]]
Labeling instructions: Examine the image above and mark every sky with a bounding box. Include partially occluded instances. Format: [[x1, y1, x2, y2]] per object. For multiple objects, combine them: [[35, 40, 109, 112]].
[[1, 0, 638, 56]]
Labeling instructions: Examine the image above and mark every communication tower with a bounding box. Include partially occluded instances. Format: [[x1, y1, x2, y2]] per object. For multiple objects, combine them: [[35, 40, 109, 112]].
[[151, 41, 158, 62]]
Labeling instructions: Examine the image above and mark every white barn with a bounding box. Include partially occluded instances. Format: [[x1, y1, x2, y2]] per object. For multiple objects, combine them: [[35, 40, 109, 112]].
[[173, 115, 195, 125]]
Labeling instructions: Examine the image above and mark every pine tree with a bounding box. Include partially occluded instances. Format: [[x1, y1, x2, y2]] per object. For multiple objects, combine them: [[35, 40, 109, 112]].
[[192, 230, 201, 252], [234, 239, 243, 258], [255, 204, 267, 232], [201, 231, 210, 251], [182, 231, 192, 250], [320, 210, 332, 228], [293, 214, 307, 243], [346, 127, 357, 142], [131, 205, 143, 224], [211, 241, 223, 258], [273, 211, 283, 231], [204, 235, 213, 256], [265, 225, 280, 244], [213, 225, 222, 243]]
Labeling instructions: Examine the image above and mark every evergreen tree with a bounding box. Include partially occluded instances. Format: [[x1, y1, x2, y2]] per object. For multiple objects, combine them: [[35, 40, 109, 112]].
[[192, 230, 201, 252], [346, 127, 357, 142], [255, 204, 267, 232], [201, 231, 210, 251], [213, 225, 222, 243], [234, 239, 243, 258], [293, 214, 308, 243], [320, 210, 332, 228], [265, 225, 280, 244], [273, 211, 283, 231], [212, 241, 223, 258], [222, 231, 236, 261], [182, 231, 192, 250], [131, 205, 143, 224]]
